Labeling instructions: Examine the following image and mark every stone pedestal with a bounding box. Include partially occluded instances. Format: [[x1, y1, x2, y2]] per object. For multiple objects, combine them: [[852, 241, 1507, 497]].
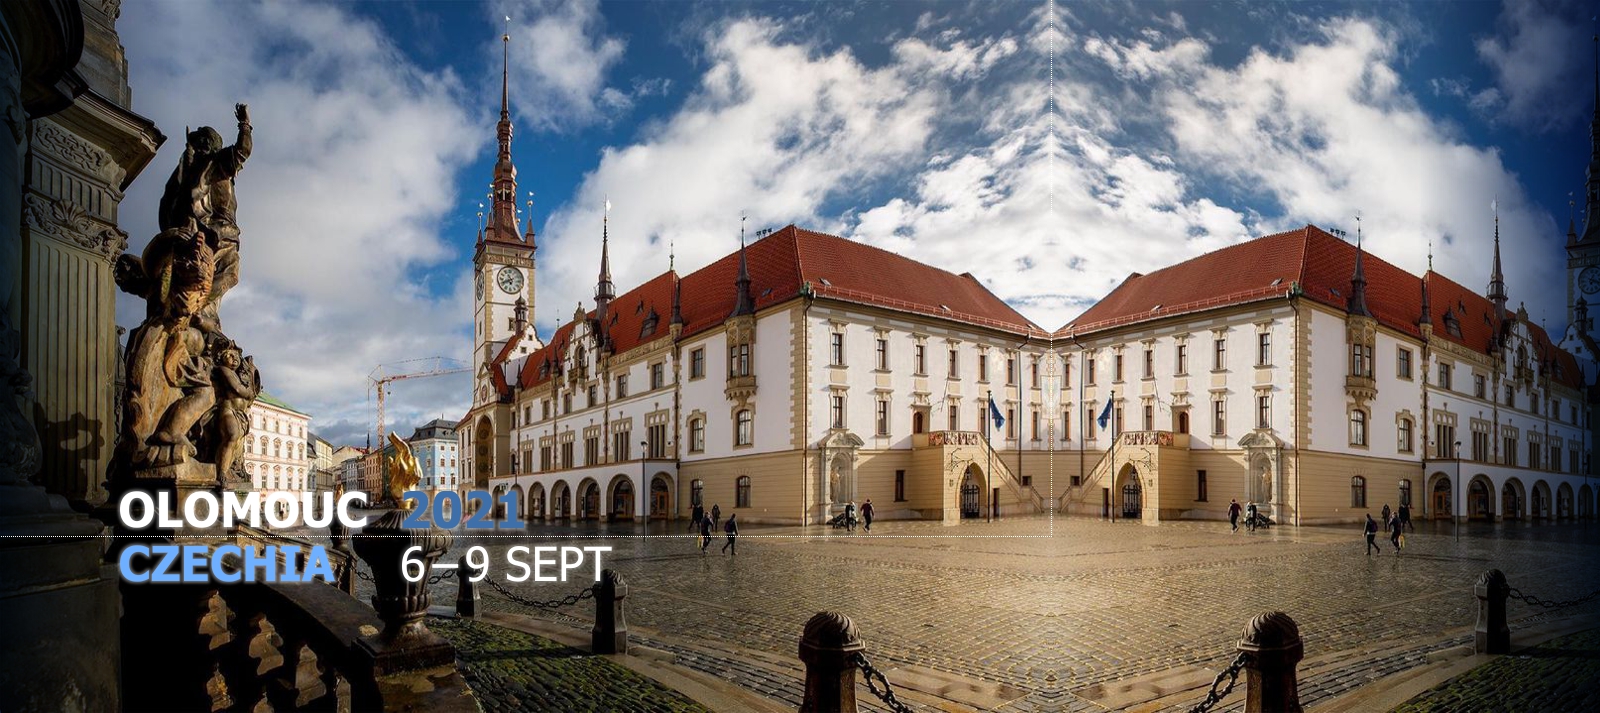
[[352, 508, 455, 676], [799, 611, 865, 713], [1475, 569, 1510, 655], [1238, 611, 1303, 713], [591, 568, 627, 654]]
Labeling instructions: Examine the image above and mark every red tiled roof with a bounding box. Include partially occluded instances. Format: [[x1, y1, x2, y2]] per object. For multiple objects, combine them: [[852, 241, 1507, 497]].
[[1067, 224, 1584, 390], [517, 272, 677, 388]]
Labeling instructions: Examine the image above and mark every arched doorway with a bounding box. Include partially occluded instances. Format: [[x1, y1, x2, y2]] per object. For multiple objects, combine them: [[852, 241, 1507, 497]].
[[1431, 476, 1452, 520], [649, 475, 671, 520], [1119, 466, 1142, 520], [1557, 483, 1574, 520], [1502, 479, 1524, 520], [1467, 477, 1492, 521], [552, 482, 571, 520], [912, 411, 926, 435], [608, 475, 634, 521], [529, 483, 546, 522], [1176, 411, 1190, 434], [1581, 485, 1594, 520], [578, 479, 600, 521], [959, 465, 983, 519], [1532, 481, 1550, 520], [474, 416, 494, 489]]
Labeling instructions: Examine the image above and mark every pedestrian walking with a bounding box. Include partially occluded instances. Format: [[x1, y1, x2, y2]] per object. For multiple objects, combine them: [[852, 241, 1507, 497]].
[[1364, 513, 1381, 555], [845, 501, 857, 532], [1388, 513, 1403, 552], [1381, 503, 1391, 524], [721, 514, 739, 555], [1228, 498, 1241, 532], [1399, 503, 1413, 532], [861, 499, 875, 532], [699, 516, 713, 553], [711, 503, 721, 529], [690, 503, 703, 532], [1245, 501, 1258, 532]]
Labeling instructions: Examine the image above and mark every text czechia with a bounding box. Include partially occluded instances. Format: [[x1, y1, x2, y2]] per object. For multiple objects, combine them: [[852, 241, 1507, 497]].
[[120, 544, 336, 584]]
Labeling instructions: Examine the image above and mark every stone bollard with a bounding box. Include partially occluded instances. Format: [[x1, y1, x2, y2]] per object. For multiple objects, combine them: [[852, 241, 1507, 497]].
[[1237, 611, 1303, 713], [455, 556, 479, 619], [351, 507, 455, 675], [799, 611, 865, 713], [591, 569, 628, 655], [1475, 569, 1510, 655]]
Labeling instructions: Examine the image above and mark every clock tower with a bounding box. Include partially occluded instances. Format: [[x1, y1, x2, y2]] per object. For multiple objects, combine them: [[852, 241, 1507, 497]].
[[1559, 35, 1600, 385], [472, 30, 541, 406]]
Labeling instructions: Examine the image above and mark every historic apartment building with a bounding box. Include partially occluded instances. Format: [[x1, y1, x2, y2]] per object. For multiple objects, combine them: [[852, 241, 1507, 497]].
[[410, 418, 460, 493], [1057, 223, 1590, 525], [242, 392, 314, 497]]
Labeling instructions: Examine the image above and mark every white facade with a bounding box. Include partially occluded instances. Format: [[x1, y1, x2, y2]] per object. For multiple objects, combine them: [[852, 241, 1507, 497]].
[[243, 396, 313, 502]]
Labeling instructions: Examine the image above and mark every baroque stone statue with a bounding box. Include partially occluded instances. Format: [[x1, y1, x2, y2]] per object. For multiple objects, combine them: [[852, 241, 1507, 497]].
[[108, 105, 258, 491]]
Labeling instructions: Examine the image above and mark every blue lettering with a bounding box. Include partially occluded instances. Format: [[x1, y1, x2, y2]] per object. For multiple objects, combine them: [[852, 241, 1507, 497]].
[[212, 545, 241, 583], [280, 545, 301, 581], [119, 544, 151, 583], [303, 546, 334, 583], [243, 545, 275, 583], [181, 546, 208, 582], [150, 545, 180, 583]]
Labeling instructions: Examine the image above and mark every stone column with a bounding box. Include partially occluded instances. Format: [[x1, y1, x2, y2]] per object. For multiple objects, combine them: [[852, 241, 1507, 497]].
[[1237, 611, 1303, 713], [799, 611, 865, 713], [590, 568, 627, 654], [1475, 569, 1510, 655]]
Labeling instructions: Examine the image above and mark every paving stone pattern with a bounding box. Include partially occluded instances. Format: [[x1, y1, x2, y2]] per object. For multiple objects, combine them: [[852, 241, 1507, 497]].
[[348, 516, 1600, 711], [1390, 628, 1600, 712]]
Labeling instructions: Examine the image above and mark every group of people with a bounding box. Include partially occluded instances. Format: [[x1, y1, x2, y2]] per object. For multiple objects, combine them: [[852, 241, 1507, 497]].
[[1227, 499, 1264, 532], [689, 503, 738, 554], [1363, 503, 1414, 555], [839, 499, 875, 532]]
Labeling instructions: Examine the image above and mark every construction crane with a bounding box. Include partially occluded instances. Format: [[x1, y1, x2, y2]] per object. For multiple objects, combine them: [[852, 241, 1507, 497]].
[[368, 357, 471, 497]]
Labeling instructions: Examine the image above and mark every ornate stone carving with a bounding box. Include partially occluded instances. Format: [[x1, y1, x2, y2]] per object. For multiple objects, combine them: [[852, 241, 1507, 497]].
[[21, 193, 128, 258], [33, 123, 113, 176]]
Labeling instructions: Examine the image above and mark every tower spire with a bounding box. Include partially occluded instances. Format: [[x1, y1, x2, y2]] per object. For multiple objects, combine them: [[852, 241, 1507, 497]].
[[1489, 199, 1508, 320], [596, 199, 615, 305], [730, 216, 755, 318], [1419, 239, 1433, 329], [487, 22, 519, 243], [1347, 216, 1371, 317]]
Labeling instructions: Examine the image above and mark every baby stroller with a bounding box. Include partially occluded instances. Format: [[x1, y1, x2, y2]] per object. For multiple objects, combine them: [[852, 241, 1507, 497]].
[[827, 511, 857, 529], [1244, 511, 1274, 530]]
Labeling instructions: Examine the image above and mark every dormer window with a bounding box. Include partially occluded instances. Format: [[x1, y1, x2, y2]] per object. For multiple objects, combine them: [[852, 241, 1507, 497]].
[[1442, 308, 1462, 338]]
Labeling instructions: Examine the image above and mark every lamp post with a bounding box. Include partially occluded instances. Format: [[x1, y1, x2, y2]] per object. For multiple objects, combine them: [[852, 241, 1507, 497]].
[[1455, 440, 1463, 543], [640, 439, 648, 525]]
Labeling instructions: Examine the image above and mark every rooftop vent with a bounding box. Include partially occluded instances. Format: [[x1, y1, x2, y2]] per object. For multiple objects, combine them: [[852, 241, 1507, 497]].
[[819, 278, 832, 287], [1270, 278, 1282, 286]]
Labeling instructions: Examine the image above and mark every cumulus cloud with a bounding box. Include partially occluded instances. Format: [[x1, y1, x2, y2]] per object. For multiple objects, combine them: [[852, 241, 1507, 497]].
[[120, 0, 482, 446], [498, 0, 627, 129], [1473, 0, 1589, 130]]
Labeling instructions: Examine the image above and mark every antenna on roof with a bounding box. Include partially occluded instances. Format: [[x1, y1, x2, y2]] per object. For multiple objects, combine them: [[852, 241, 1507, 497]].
[[669, 238, 675, 272], [1427, 238, 1433, 272]]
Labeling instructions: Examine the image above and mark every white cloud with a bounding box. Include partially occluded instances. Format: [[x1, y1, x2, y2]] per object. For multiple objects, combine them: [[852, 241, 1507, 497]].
[[120, 0, 482, 446], [499, 0, 626, 130], [1474, 0, 1588, 130]]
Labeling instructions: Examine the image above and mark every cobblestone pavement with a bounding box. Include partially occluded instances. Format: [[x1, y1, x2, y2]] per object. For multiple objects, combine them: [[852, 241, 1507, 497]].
[[1390, 627, 1600, 712], [345, 515, 1600, 711], [427, 616, 710, 713]]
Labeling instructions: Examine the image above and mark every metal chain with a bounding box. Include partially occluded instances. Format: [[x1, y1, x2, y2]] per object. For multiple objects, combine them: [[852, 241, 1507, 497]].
[[852, 651, 916, 713], [1507, 586, 1600, 611], [426, 568, 457, 586], [352, 566, 373, 583], [1188, 652, 1249, 713], [481, 575, 596, 610]]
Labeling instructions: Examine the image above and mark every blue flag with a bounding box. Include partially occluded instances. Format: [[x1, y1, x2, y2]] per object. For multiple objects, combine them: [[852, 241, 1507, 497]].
[[989, 398, 1005, 431], [1097, 399, 1114, 429]]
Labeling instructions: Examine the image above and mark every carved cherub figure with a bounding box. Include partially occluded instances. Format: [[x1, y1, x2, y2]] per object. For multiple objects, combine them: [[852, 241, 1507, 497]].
[[210, 344, 258, 484]]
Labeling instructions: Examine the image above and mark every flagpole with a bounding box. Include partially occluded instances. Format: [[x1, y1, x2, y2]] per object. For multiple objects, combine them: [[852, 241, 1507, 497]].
[[1108, 390, 1116, 523], [987, 390, 994, 523]]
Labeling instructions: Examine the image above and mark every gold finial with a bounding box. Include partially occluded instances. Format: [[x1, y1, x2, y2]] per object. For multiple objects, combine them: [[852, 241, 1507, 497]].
[[385, 432, 421, 504]]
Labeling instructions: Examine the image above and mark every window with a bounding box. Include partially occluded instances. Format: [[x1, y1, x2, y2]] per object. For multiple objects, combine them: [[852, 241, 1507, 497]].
[[1007, 357, 1017, 385], [1350, 343, 1372, 377], [1437, 363, 1452, 390], [729, 343, 751, 378], [540, 446, 552, 470], [646, 424, 667, 458], [1472, 431, 1488, 462], [1197, 470, 1208, 502], [914, 344, 927, 375], [615, 375, 629, 398], [735, 410, 753, 446], [1062, 410, 1071, 441], [1433, 424, 1455, 459], [1504, 435, 1517, 465], [1257, 332, 1271, 366], [1086, 356, 1097, 385], [876, 338, 888, 370], [1505, 384, 1515, 407], [830, 332, 845, 366], [1531, 394, 1540, 414], [1113, 354, 1124, 382], [978, 354, 989, 382], [562, 392, 572, 414], [588, 385, 598, 407], [948, 347, 959, 378], [830, 394, 846, 429], [948, 403, 959, 431], [1213, 338, 1227, 370], [894, 470, 906, 501], [1550, 444, 1561, 472], [690, 479, 704, 507], [562, 441, 575, 468], [1177, 410, 1189, 434], [1176, 344, 1188, 375], [650, 362, 665, 390], [1114, 406, 1123, 437], [1212, 400, 1226, 436], [1030, 357, 1040, 388], [612, 431, 631, 461], [1006, 407, 1016, 438], [1473, 374, 1485, 399], [1398, 419, 1414, 453], [1349, 410, 1368, 446], [1142, 404, 1154, 431], [875, 399, 890, 436], [1143, 348, 1154, 378], [690, 419, 705, 452], [1397, 349, 1412, 379], [585, 436, 599, 465], [1351, 476, 1367, 508], [1256, 394, 1270, 429], [687, 348, 705, 379], [735, 476, 751, 508], [542, 401, 551, 419], [1530, 442, 1542, 470], [1398, 479, 1412, 507]]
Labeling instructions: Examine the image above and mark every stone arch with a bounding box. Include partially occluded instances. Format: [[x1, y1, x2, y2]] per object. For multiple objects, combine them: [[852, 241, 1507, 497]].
[[1117, 463, 1143, 520], [649, 472, 673, 520], [1556, 482, 1575, 520], [1467, 474, 1494, 521], [818, 431, 865, 508], [507, 483, 524, 521], [1532, 480, 1552, 520], [550, 480, 572, 520], [1581, 484, 1595, 520], [1501, 477, 1526, 520], [958, 463, 986, 519], [1238, 431, 1283, 509], [474, 416, 494, 489], [606, 473, 635, 521], [491, 483, 509, 519], [1427, 471, 1453, 520], [577, 477, 601, 521], [528, 482, 546, 521]]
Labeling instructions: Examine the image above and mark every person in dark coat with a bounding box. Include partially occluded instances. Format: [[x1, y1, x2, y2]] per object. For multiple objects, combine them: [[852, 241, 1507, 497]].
[[1381, 503, 1391, 524], [1245, 502, 1258, 532], [690, 503, 703, 532], [861, 499, 875, 532], [1398, 503, 1413, 532], [711, 503, 721, 529], [1388, 513, 1403, 551], [721, 514, 739, 555], [1364, 513, 1381, 555], [699, 516, 713, 553], [1228, 499, 1242, 532], [844, 501, 857, 532]]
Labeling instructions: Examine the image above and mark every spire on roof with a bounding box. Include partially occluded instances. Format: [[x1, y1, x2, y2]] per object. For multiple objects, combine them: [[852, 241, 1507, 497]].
[[524, 193, 537, 248], [1489, 200, 1508, 321], [486, 24, 521, 243], [1347, 217, 1372, 317], [730, 216, 755, 318], [670, 275, 684, 326], [595, 200, 615, 331]]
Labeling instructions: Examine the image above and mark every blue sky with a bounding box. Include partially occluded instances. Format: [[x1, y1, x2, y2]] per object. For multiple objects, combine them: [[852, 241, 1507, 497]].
[[116, 0, 1594, 447]]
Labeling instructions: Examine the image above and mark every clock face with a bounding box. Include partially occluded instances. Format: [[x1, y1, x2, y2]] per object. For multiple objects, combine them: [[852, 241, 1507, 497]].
[[475, 273, 484, 299], [1581, 267, 1600, 295], [497, 266, 524, 294]]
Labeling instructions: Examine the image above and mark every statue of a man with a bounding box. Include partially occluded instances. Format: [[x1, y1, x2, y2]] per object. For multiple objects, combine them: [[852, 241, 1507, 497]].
[[158, 103, 251, 324]]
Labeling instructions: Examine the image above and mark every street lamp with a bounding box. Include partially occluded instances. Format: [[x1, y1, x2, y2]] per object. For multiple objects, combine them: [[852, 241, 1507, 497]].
[[1455, 440, 1463, 543], [639, 439, 648, 524]]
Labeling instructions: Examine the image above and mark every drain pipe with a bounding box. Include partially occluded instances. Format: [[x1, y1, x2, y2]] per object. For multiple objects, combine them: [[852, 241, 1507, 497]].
[[1069, 327, 1087, 517]]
